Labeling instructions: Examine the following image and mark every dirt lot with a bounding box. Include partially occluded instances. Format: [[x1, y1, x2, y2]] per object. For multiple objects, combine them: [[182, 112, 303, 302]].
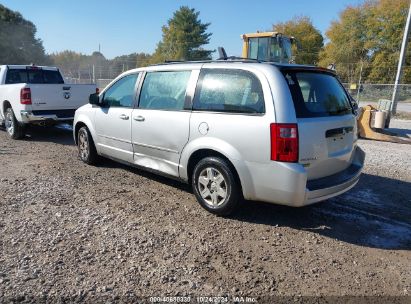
[[0, 120, 410, 303]]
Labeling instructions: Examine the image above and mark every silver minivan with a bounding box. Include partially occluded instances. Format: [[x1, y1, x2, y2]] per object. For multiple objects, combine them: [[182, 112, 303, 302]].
[[73, 61, 365, 215]]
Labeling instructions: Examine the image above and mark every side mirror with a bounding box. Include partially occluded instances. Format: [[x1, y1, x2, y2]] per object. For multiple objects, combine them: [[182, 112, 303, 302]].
[[89, 93, 100, 105], [351, 98, 359, 111], [350, 97, 359, 116]]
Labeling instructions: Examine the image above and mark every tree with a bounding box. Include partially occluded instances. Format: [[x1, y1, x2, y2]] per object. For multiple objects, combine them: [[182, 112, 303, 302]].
[[50, 51, 91, 79], [319, 0, 410, 84], [0, 4, 49, 65], [318, 5, 369, 83], [150, 6, 213, 63], [365, 0, 411, 83], [110, 53, 152, 72], [273, 16, 324, 65], [108, 53, 152, 78], [51, 51, 154, 80]]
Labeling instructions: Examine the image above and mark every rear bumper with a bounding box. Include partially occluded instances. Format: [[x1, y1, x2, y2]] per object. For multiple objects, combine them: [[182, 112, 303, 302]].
[[305, 157, 363, 204], [20, 110, 76, 123], [243, 146, 365, 207]]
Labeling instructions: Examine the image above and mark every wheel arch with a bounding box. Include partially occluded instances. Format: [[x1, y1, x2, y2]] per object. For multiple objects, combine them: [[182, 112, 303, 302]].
[[187, 149, 242, 188], [73, 117, 97, 147], [2, 100, 12, 116], [74, 121, 87, 145], [183, 144, 257, 201]]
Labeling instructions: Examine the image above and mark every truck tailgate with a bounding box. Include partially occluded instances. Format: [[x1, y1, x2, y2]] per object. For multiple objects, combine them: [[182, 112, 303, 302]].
[[30, 84, 95, 111]]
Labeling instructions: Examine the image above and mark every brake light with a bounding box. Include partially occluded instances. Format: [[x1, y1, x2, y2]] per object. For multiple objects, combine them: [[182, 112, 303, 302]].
[[270, 123, 298, 162], [20, 88, 32, 105]]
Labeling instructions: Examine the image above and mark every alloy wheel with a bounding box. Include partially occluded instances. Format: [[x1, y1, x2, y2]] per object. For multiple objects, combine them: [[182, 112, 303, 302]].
[[197, 167, 228, 207], [78, 130, 89, 160], [5, 110, 14, 136]]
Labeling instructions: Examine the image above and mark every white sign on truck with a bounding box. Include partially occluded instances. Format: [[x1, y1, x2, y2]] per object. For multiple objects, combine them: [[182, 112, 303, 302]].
[[0, 65, 97, 139]]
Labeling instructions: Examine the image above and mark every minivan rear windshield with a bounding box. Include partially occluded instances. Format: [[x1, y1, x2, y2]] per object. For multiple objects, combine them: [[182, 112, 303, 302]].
[[5, 68, 64, 84], [282, 70, 352, 118]]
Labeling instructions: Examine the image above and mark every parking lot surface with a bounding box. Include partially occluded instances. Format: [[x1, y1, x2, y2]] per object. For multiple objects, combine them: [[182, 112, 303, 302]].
[[0, 120, 410, 301]]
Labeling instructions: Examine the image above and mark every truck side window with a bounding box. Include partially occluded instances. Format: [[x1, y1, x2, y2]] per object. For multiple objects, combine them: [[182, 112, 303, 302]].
[[138, 71, 191, 111], [5, 69, 28, 84], [193, 69, 265, 114], [102, 73, 138, 108]]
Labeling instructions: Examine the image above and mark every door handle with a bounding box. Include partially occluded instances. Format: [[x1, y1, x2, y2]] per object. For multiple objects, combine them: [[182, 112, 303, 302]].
[[119, 114, 129, 120], [134, 115, 145, 122]]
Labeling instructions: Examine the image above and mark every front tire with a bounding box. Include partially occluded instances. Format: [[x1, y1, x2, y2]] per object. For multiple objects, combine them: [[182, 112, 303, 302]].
[[192, 157, 241, 216], [5, 107, 25, 139], [77, 126, 98, 165]]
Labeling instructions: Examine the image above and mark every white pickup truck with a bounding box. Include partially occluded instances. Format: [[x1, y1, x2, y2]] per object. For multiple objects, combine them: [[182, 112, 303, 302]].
[[0, 65, 97, 139]]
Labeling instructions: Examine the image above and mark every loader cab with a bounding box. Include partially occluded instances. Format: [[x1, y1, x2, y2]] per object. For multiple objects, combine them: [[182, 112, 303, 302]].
[[242, 32, 294, 63]]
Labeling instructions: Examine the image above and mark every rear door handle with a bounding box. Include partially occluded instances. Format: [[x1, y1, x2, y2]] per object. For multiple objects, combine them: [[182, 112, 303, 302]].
[[134, 115, 145, 122], [119, 114, 129, 120]]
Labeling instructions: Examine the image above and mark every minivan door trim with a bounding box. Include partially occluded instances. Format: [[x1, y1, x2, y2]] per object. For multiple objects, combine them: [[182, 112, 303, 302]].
[[131, 141, 179, 154]]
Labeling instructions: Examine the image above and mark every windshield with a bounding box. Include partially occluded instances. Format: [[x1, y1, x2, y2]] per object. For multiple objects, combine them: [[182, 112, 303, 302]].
[[248, 37, 269, 61], [268, 38, 282, 62], [248, 36, 292, 63], [282, 71, 352, 118], [281, 37, 292, 62]]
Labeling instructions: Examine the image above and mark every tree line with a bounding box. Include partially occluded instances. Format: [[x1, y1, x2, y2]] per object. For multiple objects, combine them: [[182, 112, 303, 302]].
[[0, 0, 409, 84]]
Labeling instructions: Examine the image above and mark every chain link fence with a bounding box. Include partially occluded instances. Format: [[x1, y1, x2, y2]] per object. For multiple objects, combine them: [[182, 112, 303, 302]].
[[63, 77, 113, 90], [63, 75, 411, 109], [343, 83, 411, 103]]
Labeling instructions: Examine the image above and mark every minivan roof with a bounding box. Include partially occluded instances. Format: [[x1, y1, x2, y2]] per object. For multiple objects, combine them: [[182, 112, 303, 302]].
[[113, 60, 337, 81], [147, 60, 336, 75]]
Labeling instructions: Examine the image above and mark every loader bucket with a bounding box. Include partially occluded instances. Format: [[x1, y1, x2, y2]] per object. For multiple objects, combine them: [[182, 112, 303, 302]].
[[357, 105, 411, 144]]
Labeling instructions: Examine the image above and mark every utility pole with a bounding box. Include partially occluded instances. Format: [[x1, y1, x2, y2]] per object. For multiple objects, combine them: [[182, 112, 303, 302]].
[[391, 1, 411, 116], [92, 65, 95, 83], [357, 61, 363, 102]]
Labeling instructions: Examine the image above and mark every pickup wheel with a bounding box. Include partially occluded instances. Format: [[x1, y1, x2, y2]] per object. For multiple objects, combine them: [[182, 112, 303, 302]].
[[192, 157, 240, 216], [77, 126, 98, 165], [4, 107, 25, 139]]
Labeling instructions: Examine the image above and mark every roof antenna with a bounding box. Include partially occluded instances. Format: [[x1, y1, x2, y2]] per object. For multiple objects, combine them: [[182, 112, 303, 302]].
[[217, 47, 228, 60]]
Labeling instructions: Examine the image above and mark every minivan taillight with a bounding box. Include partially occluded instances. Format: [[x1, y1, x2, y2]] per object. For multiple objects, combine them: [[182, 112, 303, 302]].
[[270, 123, 299, 162], [20, 88, 32, 105]]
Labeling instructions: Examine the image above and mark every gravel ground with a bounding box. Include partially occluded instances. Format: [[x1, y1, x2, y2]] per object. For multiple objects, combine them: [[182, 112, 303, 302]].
[[0, 120, 410, 303]]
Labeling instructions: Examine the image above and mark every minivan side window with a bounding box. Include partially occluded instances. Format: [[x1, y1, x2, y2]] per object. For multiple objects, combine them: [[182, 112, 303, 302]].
[[102, 73, 138, 108], [139, 71, 191, 111], [193, 69, 265, 114]]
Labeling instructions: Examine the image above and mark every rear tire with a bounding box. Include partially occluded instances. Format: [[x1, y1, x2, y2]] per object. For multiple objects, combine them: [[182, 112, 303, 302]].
[[192, 157, 241, 216], [77, 126, 98, 165], [4, 107, 25, 139]]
